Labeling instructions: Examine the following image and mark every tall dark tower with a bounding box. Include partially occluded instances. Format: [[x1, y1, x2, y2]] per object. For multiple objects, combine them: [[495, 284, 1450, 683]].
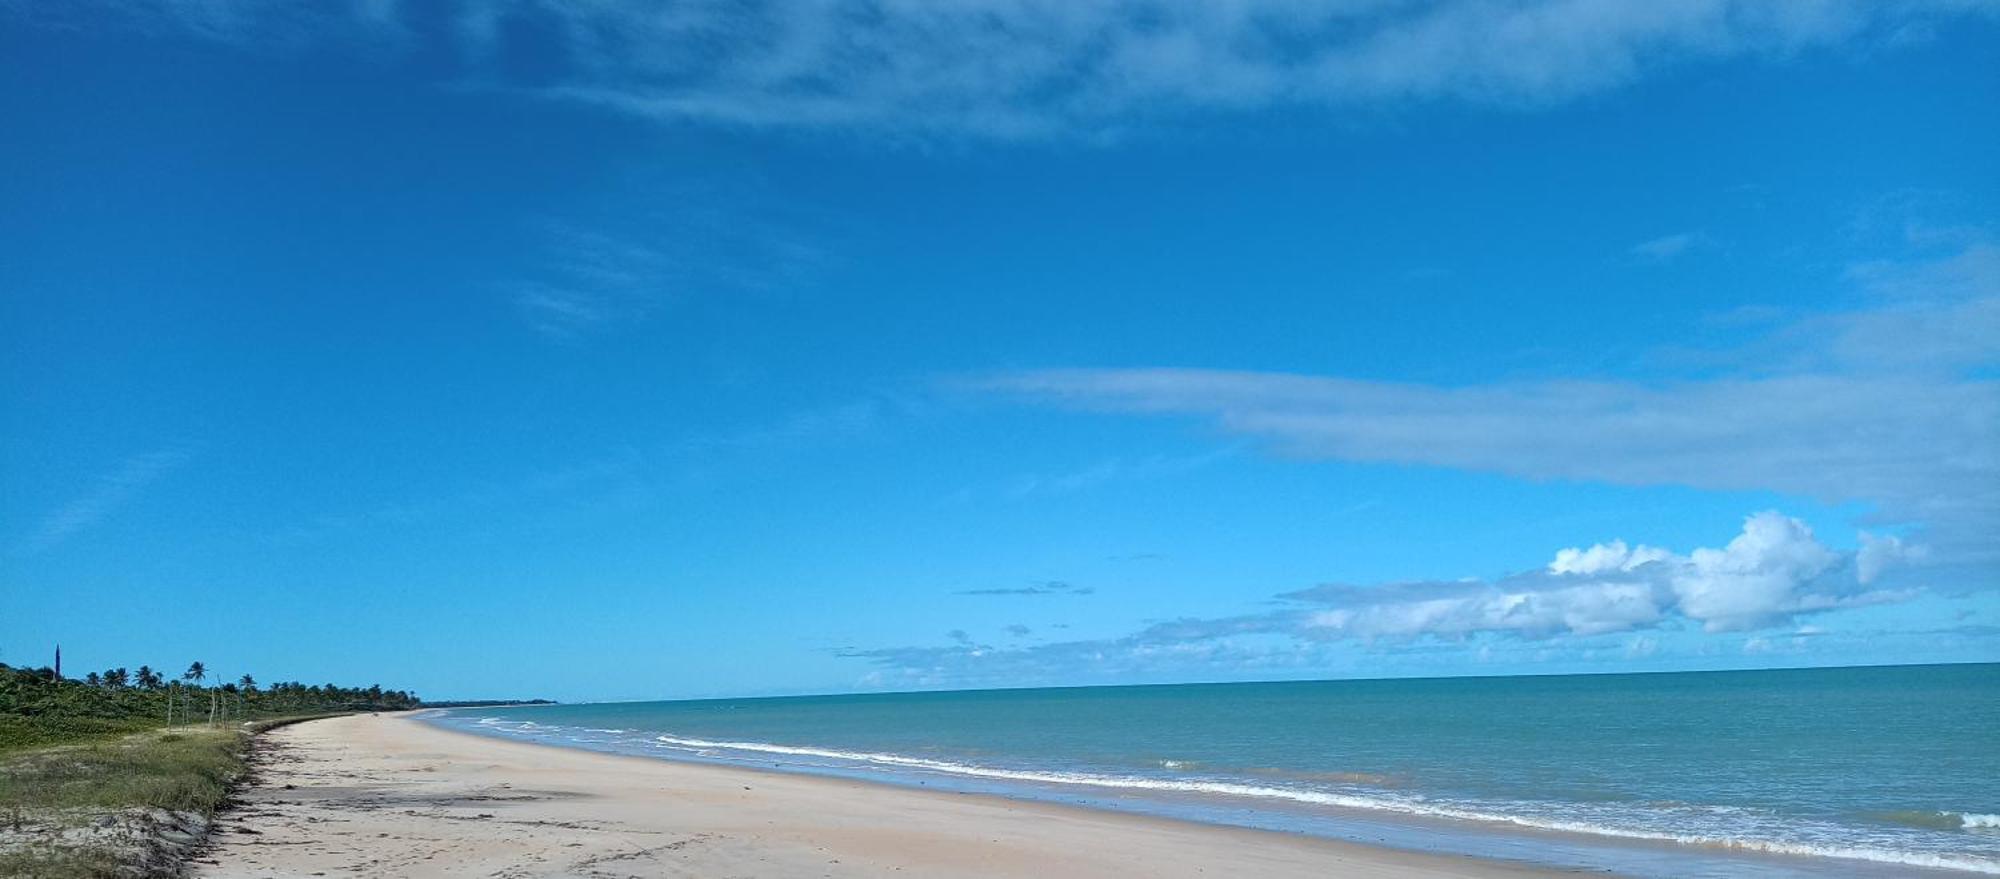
[[54, 644, 62, 680]]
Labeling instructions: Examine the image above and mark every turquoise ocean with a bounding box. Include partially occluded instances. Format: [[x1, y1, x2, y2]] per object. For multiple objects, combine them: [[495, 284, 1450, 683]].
[[428, 663, 2000, 877]]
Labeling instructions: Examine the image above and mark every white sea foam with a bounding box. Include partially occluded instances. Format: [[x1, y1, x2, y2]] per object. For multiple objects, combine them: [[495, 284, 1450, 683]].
[[448, 717, 2000, 875], [640, 732, 2000, 875]]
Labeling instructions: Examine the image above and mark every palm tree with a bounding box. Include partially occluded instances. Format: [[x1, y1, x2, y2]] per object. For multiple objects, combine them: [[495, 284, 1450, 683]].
[[237, 674, 256, 718], [238, 673, 256, 692], [84, 671, 102, 686], [183, 662, 207, 725], [105, 668, 129, 689], [133, 665, 163, 720]]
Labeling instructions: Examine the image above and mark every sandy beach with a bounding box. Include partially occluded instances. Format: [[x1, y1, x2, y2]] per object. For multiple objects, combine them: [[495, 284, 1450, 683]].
[[194, 713, 1565, 878]]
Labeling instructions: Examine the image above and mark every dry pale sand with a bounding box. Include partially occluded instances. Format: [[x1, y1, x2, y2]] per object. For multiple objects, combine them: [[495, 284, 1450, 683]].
[[196, 713, 1569, 878]]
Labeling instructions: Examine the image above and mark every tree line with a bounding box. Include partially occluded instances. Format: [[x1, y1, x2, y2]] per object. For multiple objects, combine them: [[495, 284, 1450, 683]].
[[71, 660, 417, 723], [1, 658, 420, 749]]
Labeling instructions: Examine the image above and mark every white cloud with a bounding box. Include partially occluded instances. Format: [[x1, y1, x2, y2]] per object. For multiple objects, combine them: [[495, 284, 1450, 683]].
[[1550, 539, 1671, 575], [1671, 512, 1845, 632], [1304, 512, 1894, 638], [1308, 577, 1669, 639], [22, 1, 1994, 138]]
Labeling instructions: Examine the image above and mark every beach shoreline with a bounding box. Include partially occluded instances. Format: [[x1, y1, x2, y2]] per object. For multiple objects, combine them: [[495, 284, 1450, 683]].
[[195, 712, 1570, 878]]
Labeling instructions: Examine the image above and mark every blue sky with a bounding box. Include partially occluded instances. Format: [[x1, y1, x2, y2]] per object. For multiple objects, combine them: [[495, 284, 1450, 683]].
[[2, 1, 1996, 702]]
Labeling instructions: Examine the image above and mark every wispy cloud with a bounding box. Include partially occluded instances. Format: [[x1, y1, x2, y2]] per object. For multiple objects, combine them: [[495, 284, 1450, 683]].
[[842, 511, 1925, 687], [1823, 241, 2000, 371], [1653, 238, 1999, 376], [24, 1, 1994, 139], [968, 239, 2000, 565], [1628, 231, 1700, 262], [265, 446, 653, 546], [668, 399, 890, 457], [977, 368, 1997, 561], [20, 449, 190, 554], [262, 396, 899, 546], [1003, 448, 1234, 500], [511, 226, 677, 338], [510, 183, 834, 338], [955, 580, 1095, 597]]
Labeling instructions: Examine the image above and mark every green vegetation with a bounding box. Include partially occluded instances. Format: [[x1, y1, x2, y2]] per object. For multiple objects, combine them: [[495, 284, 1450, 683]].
[[0, 726, 245, 878], [1, 661, 418, 753], [1, 659, 422, 878], [3, 726, 242, 826]]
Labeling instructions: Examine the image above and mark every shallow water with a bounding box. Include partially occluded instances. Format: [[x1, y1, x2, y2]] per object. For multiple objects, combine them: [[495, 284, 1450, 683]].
[[429, 663, 2000, 877]]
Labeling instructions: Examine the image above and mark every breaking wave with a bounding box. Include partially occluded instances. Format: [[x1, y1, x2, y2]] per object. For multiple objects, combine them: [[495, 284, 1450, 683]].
[[640, 732, 2000, 874], [445, 715, 2000, 875]]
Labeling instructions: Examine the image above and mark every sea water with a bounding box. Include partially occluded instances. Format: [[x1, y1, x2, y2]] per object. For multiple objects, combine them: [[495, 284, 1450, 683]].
[[427, 663, 2000, 877]]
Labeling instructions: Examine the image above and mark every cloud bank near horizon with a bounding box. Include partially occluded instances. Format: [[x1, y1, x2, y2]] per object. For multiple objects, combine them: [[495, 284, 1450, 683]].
[[841, 511, 1937, 687], [1297, 512, 1912, 639], [17, 1, 1996, 138]]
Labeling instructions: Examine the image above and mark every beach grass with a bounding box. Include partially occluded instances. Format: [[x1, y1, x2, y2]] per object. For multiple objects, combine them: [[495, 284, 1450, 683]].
[[0, 714, 162, 755], [1, 663, 425, 876], [0, 726, 245, 878], [0, 843, 124, 879], [0, 714, 370, 878], [2, 727, 245, 819]]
